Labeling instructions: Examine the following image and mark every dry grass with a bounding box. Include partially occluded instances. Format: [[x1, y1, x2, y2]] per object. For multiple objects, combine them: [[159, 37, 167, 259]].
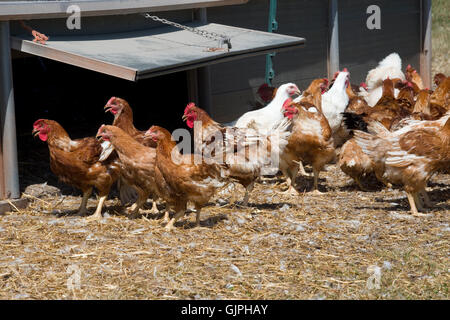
[[0, 165, 448, 300], [432, 0, 450, 76]]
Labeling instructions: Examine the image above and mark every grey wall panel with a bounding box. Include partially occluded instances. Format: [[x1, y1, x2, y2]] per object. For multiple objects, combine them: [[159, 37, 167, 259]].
[[339, 0, 421, 84], [208, 0, 328, 122]]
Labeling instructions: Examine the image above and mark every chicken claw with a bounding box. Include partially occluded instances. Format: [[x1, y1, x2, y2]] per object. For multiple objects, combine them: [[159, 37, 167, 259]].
[[31, 30, 49, 45], [165, 210, 184, 231], [162, 211, 170, 223], [149, 201, 159, 214], [280, 186, 300, 196], [85, 212, 102, 221]]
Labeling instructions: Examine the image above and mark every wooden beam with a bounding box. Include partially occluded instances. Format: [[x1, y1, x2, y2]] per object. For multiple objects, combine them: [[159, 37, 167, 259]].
[[0, 0, 248, 21], [327, 0, 339, 79], [0, 21, 20, 199], [420, 0, 432, 88]]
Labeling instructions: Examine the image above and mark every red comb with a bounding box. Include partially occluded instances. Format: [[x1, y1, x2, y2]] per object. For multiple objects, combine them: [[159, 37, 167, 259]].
[[342, 67, 348, 72], [184, 102, 196, 114], [257, 83, 269, 91], [360, 82, 368, 89], [97, 124, 105, 135], [107, 97, 116, 105], [33, 119, 44, 127]]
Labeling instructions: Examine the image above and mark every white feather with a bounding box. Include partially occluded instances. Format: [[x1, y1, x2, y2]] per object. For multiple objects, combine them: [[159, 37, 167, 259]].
[[321, 71, 350, 133], [99, 140, 115, 162], [365, 53, 405, 91], [234, 83, 298, 134]]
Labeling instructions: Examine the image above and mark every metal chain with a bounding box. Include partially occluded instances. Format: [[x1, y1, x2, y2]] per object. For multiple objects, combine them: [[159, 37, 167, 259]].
[[143, 13, 232, 51]]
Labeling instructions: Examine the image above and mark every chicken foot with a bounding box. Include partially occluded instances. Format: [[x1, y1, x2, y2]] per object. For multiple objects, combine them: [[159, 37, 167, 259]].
[[127, 190, 150, 219], [279, 165, 300, 195], [354, 177, 370, 192], [406, 192, 428, 217], [165, 209, 185, 231], [150, 197, 159, 214]]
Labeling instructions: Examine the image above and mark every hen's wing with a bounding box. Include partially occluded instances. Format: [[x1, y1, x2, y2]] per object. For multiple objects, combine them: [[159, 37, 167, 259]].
[[71, 137, 103, 164], [385, 129, 442, 167]]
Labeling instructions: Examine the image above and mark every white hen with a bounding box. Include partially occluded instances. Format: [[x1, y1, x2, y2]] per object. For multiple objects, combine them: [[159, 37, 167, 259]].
[[234, 83, 300, 134], [365, 53, 405, 106], [321, 71, 350, 133]]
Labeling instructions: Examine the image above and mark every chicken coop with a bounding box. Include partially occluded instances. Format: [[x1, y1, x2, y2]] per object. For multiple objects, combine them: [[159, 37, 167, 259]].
[[0, 0, 431, 211]]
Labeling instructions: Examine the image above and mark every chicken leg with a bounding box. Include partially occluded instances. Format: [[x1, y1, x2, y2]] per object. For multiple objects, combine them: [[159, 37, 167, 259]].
[[127, 190, 149, 219], [311, 168, 323, 195], [406, 192, 427, 217], [419, 189, 433, 207], [297, 160, 311, 177], [241, 181, 255, 206], [77, 188, 92, 216], [162, 211, 170, 223], [354, 177, 369, 192], [86, 194, 107, 221], [280, 164, 300, 195], [194, 204, 203, 227], [150, 197, 159, 214]]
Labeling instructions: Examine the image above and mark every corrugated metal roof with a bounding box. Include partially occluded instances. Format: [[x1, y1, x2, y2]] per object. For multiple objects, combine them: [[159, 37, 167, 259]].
[[11, 22, 305, 81], [0, 0, 248, 20]]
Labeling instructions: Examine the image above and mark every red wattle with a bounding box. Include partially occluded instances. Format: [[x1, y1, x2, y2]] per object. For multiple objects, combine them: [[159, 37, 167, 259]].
[[39, 132, 48, 142]]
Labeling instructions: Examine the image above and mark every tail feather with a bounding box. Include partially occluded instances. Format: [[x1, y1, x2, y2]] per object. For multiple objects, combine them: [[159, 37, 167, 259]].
[[352, 130, 379, 160], [342, 112, 368, 132], [118, 176, 138, 206], [366, 120, 390, 137], [268, 117, 292, 153]]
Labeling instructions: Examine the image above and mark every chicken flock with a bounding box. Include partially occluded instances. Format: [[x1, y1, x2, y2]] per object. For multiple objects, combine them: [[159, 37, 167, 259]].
[[32, 53, 450, 229]]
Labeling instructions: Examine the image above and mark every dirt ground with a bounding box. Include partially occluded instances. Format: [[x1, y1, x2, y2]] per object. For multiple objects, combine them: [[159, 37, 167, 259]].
[[0, 163, 448, 300]]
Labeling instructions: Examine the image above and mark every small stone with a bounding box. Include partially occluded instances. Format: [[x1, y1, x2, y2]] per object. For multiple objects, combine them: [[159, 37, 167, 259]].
[[383, 261, 392, 270], [24, 183, 61, 198]]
